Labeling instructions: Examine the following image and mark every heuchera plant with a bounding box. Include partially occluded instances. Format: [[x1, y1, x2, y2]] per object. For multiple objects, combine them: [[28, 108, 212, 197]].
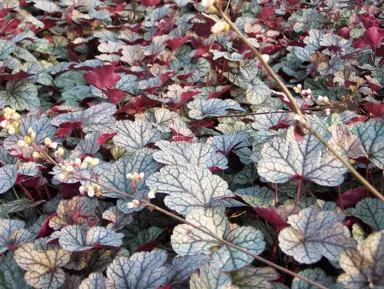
[[0, 0, 383, 288]]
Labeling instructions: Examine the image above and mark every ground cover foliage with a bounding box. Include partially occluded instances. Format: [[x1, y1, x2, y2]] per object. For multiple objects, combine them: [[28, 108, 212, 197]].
[[0, 0, 383, 288]]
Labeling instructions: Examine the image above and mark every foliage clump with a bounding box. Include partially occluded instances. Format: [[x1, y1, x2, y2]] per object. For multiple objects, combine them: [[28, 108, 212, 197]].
[[0, 0, 383, 288]]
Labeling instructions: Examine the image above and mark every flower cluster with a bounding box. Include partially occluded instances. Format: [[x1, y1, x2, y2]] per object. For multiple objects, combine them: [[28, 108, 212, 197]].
[[0, 107, 20, 134], [211, 21, 230, 34], [57, 156, 100, 184], [79, 184, 101, 197]]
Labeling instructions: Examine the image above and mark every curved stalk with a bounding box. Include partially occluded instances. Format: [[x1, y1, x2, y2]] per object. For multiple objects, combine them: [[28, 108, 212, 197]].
[[75, 174, 329, 289], [215, 5, 384, 201]]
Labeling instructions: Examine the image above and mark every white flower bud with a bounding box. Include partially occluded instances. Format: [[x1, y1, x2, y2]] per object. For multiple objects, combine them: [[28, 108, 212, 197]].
[[79, 186, 87, 195], [211, 21, 230, 34], [127, 202, 134, 209], [44, 138, 52, 146], [8, 127, 15, 134], [148, 188, 156, 199], [0, 120, 9, 128], [74, 158, 82, 167], [132, 199, 140, 208], [18, 140, 27, 147], [201, 0, 214, 8], [87, 189, 95, 197]]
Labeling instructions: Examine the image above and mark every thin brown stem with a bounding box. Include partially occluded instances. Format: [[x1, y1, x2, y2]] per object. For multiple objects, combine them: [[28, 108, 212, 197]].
[[215, 5, 384, 202], [74, 174, 328, 289], [213, 106, 333, 119], [338, 185, 344, 212]]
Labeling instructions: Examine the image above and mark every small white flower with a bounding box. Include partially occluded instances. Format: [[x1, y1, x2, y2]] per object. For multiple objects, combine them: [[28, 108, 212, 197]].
[[0, 120, 9, 128], [148, 189, 156, 199], [261, 54, 270, 63], [132, 199, 140, 208], [50, 142, 58, 149], [305, 88, 312, 95], [44, 137, 52, 146], [30, 131, 36, 140], [64, 165, 73, 173], [79, 186, 87, 195], [58, 173, 66, 181], [8, 127, 15, 134], [139, 172, 145, 179], [27, 127, 34, 136], [87, 189, 95, 197], [18, 140, 27, 147], [323, 96, 329, 103], [126, 173, 133, 179], [32, 151, 41, 158], [297, 84, 302, 90], [201, 0, 214, 8], [74, 158, 82, 167], [325, 108, 331, 115], [211, 21, 229, 34], [317, 95, 324, 102], [56, 147, 64, 157], [127, 202, 134, 209]]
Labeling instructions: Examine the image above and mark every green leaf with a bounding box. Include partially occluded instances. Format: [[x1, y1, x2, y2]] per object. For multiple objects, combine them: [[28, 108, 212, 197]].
[[0, 80, 39, 111], [345, 198, 384, 231], [0, 165, 17, 195], [0, 252, 32, 289]]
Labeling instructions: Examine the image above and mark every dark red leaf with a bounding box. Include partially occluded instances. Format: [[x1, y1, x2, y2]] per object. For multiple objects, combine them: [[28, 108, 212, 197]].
[[166, 36, 190, 51], [285, 0, 301, 5], [364, 102, 384, 118], [103, 88, 126, 104], [0, 71, 32, 81], [135, 240, 158, 252], [363, 26, 384, 52], [207, 86, 232, 99], [0, 18, 21, 35], [269, 118, 290, 131], [167, 91, 201, 110], [256, 6, 275, 20], [337, 187, 372, 209], [339, 27, 350, 39], [293, 122, 305, 142], [36, 214, 57, 238], [140, 0, 161, 6], [359, 15, 380, 29], [97, 132, 117, 145], [59, 182, 80, 199], [118, 95, 162, 114], [83, 65, 121, 90], [194, 23, 212, 37], [254, 207, 289, 231]]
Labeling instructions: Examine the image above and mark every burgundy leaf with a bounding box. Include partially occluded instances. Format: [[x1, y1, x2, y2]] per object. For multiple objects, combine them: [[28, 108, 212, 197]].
[[207, 86, 232, 99], [256, 6, 275, 20], [254, 207, 289, 231], [140, 0, 161, 6], [83, 65, 121, 90], [363, 26, 384, 52], [337, 187, 372, 209], [103, 88, 126, 104], [97, 132, 117, 145], [364, 102, 384, 118], [166, 36, 190, 51]]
